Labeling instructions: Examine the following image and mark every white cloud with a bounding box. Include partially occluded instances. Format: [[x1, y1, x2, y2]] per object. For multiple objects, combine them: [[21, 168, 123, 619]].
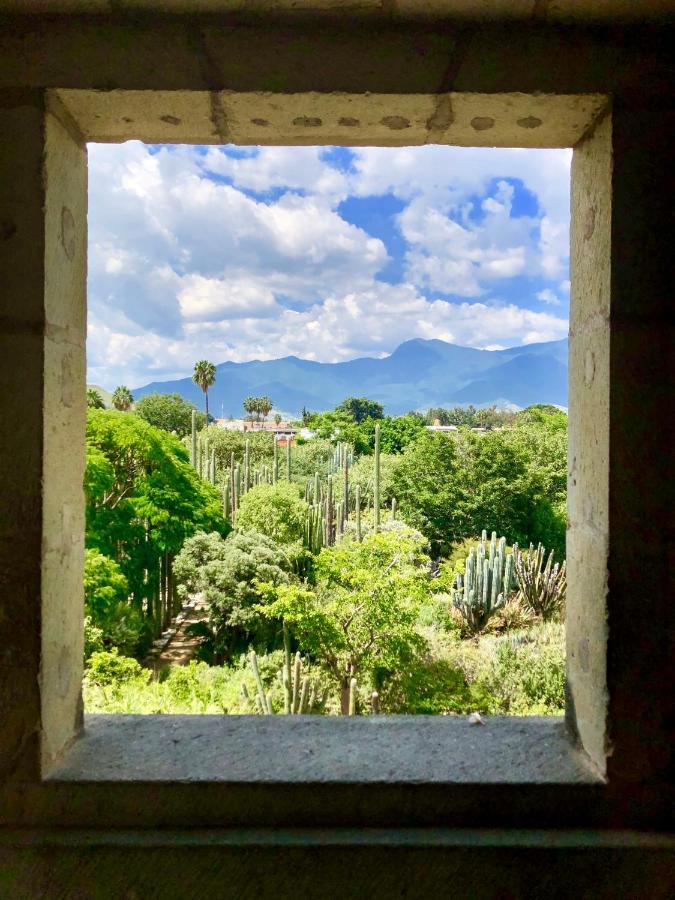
[[536, 288, 562, 306], [86, 142, 570, 389], [202, 146, 349, 200]]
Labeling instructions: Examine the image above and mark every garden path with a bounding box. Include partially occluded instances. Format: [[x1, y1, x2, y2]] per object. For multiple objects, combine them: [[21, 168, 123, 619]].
[[144, 595, 208, 675]]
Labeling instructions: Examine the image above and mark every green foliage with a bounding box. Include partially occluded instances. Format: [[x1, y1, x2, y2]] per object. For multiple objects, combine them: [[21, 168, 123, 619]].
[[85, 648, 145, 687], [236, 481, 309, 546], [83, 549, 129, 617], [259, 527, 431, 710], [308, 409, 370, 454], [290, 438, 335, 478], [336, 396, 384, 424], [135, 392, 205, 438], [83, 548, 150, 656], [85, 410, 227, 617], [485, 627, 566, 714], [376, 655, 479, 715], [83, 616, 105, 660], [390, 431, 465, 556], [358, 414, 426, 455], [173, 530, 291, 660], [392, 415, 567, 558], [87, 388, 106, 409], [111, 385, 133, 411], [335, 452, 397, 507], [198, 425, 275, 473]]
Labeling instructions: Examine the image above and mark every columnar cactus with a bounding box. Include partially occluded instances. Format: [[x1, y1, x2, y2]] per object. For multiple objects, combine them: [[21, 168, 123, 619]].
[[374, 422, 381, 532], [244, 438, 250, 494], [191, 409, 197, 468], [355, 484, 362, 542], [452, 531, 517, 634], [286, 439, 291, 481], [273, 439, 279, 484]]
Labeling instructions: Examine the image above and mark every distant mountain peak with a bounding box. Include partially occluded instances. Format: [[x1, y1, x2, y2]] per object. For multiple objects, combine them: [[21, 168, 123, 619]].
[[132, 337, 568, 416]]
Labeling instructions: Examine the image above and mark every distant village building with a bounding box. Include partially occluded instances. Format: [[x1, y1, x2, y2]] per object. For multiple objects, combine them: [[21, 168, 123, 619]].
[[425, 424, 458, 433], [214, 417, 300, 446]]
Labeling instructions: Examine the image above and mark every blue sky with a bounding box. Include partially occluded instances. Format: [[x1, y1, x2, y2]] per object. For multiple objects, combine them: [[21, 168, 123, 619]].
[[87, 143, 570, 389]]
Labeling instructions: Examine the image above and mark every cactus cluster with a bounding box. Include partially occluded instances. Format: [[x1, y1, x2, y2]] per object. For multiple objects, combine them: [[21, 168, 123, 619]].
[[189, 415, 392, 550], [242, 625, 327, 715], [514, 543, 566, 620], [452, 530, 517, 634]]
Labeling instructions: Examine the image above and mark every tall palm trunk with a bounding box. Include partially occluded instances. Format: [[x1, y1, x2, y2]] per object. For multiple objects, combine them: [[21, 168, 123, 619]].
[[204, 389, 209, 422]]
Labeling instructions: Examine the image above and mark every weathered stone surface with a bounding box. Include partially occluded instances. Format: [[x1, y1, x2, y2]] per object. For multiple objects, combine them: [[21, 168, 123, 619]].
[[50, 715, 597, 783]]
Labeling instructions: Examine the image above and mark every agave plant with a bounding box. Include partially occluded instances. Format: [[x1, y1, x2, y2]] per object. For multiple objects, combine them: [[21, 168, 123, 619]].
[[514, 543, 566, 621]]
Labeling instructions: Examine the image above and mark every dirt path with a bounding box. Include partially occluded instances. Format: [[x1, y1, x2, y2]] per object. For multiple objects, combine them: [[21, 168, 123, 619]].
[[144, 595, 209, 675]]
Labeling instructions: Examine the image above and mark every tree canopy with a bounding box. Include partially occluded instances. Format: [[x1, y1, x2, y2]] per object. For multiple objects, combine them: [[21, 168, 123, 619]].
[[173, 530, 290, 660], [111, 385, 133, 411], [87, 388, 106, 409], [85, 409, 227, 603], [336, 396, 384, 424], [260, 527, 430, 713], [135, 392, 205, 438], [235, 482, 309, 547]]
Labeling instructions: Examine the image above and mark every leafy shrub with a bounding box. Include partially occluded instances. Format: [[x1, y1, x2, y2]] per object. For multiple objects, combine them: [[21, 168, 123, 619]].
[[235, 481, 308, 546], [174, 530, 291, 660], [85, 648, 146, 687], [83, 549, 150, 657], [337, 452, 398, 507], [290, 438, 335, 478], [83, 616, 105, 660], [447, 623, 565, 715], [198, 426, 275, 473], [260, 526, 432, 713], [376, 655, 478, 715]]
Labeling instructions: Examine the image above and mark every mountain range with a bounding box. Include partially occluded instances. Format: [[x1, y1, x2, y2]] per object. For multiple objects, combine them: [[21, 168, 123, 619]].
[[131, 338, 569, 417]]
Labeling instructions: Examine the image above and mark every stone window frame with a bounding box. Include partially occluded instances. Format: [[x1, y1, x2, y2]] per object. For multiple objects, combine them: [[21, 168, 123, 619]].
[[0, 81, 669, 833]]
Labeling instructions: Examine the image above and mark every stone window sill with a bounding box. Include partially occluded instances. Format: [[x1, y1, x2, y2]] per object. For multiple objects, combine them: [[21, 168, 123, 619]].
[[51, 715, 598, 784]]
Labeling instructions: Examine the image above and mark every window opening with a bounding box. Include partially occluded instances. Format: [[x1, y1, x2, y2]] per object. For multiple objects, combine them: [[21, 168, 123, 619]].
[[84, 142, 571, 720]]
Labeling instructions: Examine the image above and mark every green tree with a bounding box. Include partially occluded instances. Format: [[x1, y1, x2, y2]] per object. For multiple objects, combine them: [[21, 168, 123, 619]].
[[337, 397, 384, 424], [87, 388, 106, 409], [259, 395, 273, 422], [111, 385, 133, 411], [390, 432, 465, 556], [359, 414, 426, 455], [243, 395, 257, 421], [236, 482, 309, 547], [274, 413, 282, 426], [173, 530, 291, 661], [135, 392, 205, 438], [85, 410, 227, 617], [260, 527, 430, 713], [83, 549, 149, 657], [193, 360, 217, 420]]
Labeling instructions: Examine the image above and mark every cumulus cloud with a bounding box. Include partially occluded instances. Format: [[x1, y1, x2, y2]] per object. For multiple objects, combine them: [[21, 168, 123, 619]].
[[86, 142, 570, 389]]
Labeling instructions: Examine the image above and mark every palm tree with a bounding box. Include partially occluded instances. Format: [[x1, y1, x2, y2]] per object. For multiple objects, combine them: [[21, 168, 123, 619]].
[[260, 396, 273, 423], [87, 388, 105, 409], [111, 385, 133, 411], [274, 413, 282, 426], [193, 360, 217, 421], [243, 395, 256, 422]]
